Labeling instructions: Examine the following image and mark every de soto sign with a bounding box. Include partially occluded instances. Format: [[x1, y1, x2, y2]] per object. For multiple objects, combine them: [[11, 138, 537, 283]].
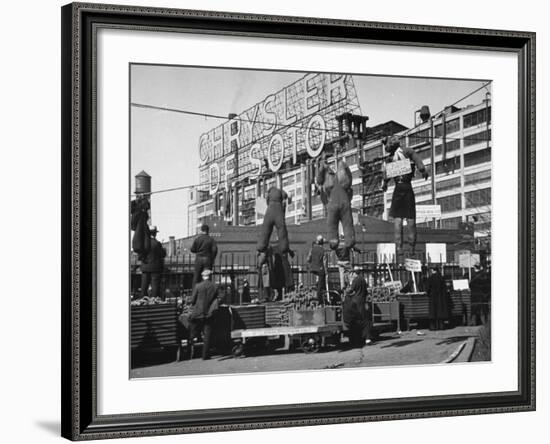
[[198, 73, 360, 193]]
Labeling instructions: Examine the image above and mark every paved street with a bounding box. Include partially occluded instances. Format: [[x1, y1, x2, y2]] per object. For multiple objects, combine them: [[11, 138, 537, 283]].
[[131, 326, 482, 378]]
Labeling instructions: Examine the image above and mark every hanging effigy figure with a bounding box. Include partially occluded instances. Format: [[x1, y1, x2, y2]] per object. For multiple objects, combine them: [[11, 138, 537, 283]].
[[130, 196, 151, 261], [381, 135, 429, 255], [256, 186, 291, 265], [316, 157, 356, 261]]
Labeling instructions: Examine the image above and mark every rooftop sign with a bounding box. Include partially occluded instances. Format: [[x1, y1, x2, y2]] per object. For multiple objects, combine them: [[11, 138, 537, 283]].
[[198, 73, 360, 193]]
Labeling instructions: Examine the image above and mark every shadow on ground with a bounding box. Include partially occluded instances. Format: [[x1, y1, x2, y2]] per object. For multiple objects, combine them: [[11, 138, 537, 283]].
[[380, 339, 423, 348], [436, 335, 471, 346]]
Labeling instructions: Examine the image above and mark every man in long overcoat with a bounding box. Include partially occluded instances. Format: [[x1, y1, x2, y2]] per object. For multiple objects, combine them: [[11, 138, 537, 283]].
[[426, 266, 450, 330], [342, 269, 373, 347]]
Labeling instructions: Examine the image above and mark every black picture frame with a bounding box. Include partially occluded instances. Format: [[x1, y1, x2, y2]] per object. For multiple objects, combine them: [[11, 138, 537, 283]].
[[61, 2, 536, 440]]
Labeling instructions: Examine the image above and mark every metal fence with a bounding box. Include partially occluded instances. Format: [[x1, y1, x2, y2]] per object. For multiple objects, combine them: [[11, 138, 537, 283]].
[[131, 251, 476, 304]]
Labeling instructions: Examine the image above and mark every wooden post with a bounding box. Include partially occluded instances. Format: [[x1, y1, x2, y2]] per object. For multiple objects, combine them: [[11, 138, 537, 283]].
[[387, 263, 394, 282]]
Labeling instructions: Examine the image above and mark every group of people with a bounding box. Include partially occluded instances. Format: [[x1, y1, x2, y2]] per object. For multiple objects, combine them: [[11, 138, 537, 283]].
[[135, 221, 220, 360], [132, 131, 490, 358], [186, 224, 221, 360]]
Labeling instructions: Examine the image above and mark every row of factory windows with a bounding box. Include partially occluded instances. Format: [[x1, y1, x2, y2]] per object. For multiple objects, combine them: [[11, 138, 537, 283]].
[[387, 184, 491, 214], [414, 129, 490, 160], [411, 168, 491, 199], [349, 125, 489, 167], [417, 210, 491, 231], [271, 134, 491, 197], [197, 158, 491, 219], [437, 188, 492, 213], [197, 124, 490, 207], [197, 104, 490, 194], [195, 128, 491, 212], [407, 107, 491, 148]]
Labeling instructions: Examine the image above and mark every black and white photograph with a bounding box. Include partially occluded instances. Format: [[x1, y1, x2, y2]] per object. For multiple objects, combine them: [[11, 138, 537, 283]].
[[129, 66, 493, 378], [1, 0, 545, 442]]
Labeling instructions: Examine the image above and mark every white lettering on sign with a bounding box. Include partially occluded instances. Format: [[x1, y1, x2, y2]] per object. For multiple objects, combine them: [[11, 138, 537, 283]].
[[225, 153, 235, 180], [262, 94, 277, 136], [284, 87, 297, 125], [405, 258, 422, 272], [416, 205, 441, 221], [385, 159, 412, 178], [249, 143, 263, 178], [304, 74, 320, 117], [305, 114, 326, 158], [458, 253, 480, 268], [198, 133, 209, 165], [227, 116, 240, 151], [197, 73, 358, 188], [453, 279, 469, 290], [209, 163, 220, 194], [329, 75, 348, 103], [267, 134, 284, 172], [255, 197, 267, 216]]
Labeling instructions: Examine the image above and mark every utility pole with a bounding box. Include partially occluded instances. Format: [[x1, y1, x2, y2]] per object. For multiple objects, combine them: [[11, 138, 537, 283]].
[[305, 159, 312, 221], [430, 117, 437, 229]]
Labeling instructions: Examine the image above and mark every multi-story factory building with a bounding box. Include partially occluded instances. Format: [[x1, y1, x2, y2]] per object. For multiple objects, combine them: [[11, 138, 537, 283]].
[[187, 73, 491, 244]]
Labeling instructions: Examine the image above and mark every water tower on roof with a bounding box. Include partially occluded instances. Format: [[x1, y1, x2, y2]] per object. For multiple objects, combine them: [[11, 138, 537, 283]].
[[135, 170, 151, 195]]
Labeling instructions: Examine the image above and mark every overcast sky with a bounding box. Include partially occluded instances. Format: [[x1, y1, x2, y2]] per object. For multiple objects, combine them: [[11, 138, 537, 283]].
[[130, 64, 490, 240]]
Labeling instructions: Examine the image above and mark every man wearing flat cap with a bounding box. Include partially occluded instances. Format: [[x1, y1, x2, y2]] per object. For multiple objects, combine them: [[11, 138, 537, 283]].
[[188, 269, 220, 360], [343, 268, 373, 347], [139, 225, 166, 299], [191, 224, 218, 289]]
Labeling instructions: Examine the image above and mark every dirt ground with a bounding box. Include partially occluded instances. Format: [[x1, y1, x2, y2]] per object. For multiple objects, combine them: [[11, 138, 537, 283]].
[[130, 325, 483, 379]]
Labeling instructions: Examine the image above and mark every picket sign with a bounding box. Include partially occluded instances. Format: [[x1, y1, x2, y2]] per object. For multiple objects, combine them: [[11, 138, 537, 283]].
[[385, 159, 412, 178], [457, 252, 480, 280], [404, 258, 422, 293], [404, 258, 422, 272], [417, 204, 442, 219], [416, 205, 442, 223], [255, 196, 267, 216], [453, 279, 469, 290], [458, 252, 480, 268]]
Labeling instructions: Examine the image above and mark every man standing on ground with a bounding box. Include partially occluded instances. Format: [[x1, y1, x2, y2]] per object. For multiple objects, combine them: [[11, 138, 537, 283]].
[[426, 266, 449, 330], [343, 268, 373, 347], [307, 235, 328, 303], [140, 225, 166, 299], [191, 224, 218, 288], [188, 269, 220, 360], [469, 263, 491, 325]]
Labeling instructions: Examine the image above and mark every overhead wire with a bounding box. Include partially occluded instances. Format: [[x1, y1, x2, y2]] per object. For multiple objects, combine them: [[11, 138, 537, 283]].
[[132, 79, 492, 200]]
